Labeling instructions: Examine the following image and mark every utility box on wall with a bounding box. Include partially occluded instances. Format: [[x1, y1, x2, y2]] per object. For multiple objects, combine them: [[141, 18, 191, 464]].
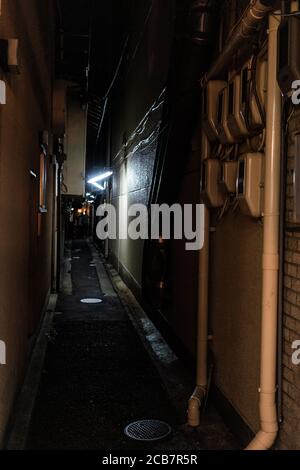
[[63, 90, 87, 197]]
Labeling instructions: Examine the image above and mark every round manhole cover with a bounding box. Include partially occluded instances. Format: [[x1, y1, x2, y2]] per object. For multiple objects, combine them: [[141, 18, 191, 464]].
[[124, 420, 172, 442], [80, 298, 103, 304]]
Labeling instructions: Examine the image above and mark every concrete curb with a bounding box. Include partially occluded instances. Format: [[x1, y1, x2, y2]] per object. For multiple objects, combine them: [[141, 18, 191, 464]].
[[6, 294, 58, 450]]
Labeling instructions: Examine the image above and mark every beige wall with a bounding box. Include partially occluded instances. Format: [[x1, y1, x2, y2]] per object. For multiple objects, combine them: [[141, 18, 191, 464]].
[[0, 0, 55, 445], [210, 212, 262, 432], [64, 90, 87, 197]]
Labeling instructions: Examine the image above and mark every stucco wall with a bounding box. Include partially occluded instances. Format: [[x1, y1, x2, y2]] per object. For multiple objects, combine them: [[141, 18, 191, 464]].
[[0, 0, 55, 445]]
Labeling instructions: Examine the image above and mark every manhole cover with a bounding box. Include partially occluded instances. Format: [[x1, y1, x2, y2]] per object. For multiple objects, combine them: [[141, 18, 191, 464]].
[[124, 420, 172, 442], [80, 298, 103, 304]]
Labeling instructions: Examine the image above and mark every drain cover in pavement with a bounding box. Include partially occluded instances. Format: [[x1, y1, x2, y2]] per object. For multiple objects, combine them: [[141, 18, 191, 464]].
[[80, 298, 103, 304], [124, 420, 172, 442]]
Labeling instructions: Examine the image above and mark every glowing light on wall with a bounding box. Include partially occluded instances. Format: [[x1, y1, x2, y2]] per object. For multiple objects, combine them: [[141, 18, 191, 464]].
[[88, 171, 113, 187]]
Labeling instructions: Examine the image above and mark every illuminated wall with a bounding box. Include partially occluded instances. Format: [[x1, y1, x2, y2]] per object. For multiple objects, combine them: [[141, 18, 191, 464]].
[[0, 0, 55, 445], [110, 0, 175, 292]]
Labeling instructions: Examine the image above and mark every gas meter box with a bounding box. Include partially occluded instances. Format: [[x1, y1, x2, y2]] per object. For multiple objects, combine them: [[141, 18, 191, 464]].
[[236, 153, 263, 218], [202, 80, 227, 142], [201, 159, 226, 208], [216, 85, 236, 145], [221, 161, 238, 194], [201, 132, 211, 161], [239, 58, 267, 133], [227, 74, 249, 140]]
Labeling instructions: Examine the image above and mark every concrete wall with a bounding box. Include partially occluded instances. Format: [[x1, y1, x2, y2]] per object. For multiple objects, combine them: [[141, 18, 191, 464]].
[[110, 0, 175, 291], [0, 0, 55, 445], [63, 90, 87, 197], [210, 213, 262, 432]]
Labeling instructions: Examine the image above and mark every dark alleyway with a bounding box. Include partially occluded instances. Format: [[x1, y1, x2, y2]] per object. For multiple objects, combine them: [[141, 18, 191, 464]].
[[18, 240, 236, 450]]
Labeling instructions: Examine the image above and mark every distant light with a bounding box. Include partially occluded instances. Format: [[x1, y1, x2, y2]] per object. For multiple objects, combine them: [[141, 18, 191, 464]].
[[88, 171, 113, 186], [0, 80, 6, 105], [92, 182, 105, 190]]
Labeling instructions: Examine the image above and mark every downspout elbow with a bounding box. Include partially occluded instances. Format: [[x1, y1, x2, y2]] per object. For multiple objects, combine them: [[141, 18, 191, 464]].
[[188, 386, 206, 427], [246, 391, 278, 449], [245, 429, 278, 450]]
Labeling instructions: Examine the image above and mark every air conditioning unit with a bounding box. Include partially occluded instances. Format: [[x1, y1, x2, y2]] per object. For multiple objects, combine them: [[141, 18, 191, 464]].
[[202, 80, 227, 142], [216, 85, 236, 145], [221, 161, 238, 194], [236, 153, 263, 218], [277, 16, 300, 97], [201, 159, 226, 208]]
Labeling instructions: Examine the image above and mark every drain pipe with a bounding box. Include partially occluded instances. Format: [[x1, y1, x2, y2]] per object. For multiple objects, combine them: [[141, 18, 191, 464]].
[[202, 0, 276, 86], [188, 206, 210, 427], [246, 10, 281, 450]]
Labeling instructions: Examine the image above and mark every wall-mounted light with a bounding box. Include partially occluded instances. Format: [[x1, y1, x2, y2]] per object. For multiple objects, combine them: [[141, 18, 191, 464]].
[[91, 182, 105, 191], [88, 171, 113, 185]]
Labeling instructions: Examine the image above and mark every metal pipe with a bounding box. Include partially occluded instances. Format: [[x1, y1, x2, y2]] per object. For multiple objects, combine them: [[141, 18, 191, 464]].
[[188, 206, 210, 427], [202, 0, 277, 86], [246, 11, 281, 450], [56, 163, 62, 293]]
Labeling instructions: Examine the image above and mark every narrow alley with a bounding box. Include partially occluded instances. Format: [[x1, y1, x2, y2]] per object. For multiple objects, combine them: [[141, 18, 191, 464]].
[[11, 239, 236, 451], [3, 0, 300, 459]]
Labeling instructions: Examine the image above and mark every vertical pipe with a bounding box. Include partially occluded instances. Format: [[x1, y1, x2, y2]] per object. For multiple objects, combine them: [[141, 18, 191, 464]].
[[188, 206, 210, 427], [196, 205, 210, 387], [56, 164, 62, 293], [51, 163, 58, 292], [105, 101, 111, 258], [246, 11, 281, 450]]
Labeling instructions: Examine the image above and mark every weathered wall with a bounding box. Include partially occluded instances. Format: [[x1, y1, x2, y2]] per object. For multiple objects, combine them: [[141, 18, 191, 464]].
[[110, 0, 175, 291], [0, 0, 55, 445], [210, 213, 262, 432], [63, 90, 87, 197]]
